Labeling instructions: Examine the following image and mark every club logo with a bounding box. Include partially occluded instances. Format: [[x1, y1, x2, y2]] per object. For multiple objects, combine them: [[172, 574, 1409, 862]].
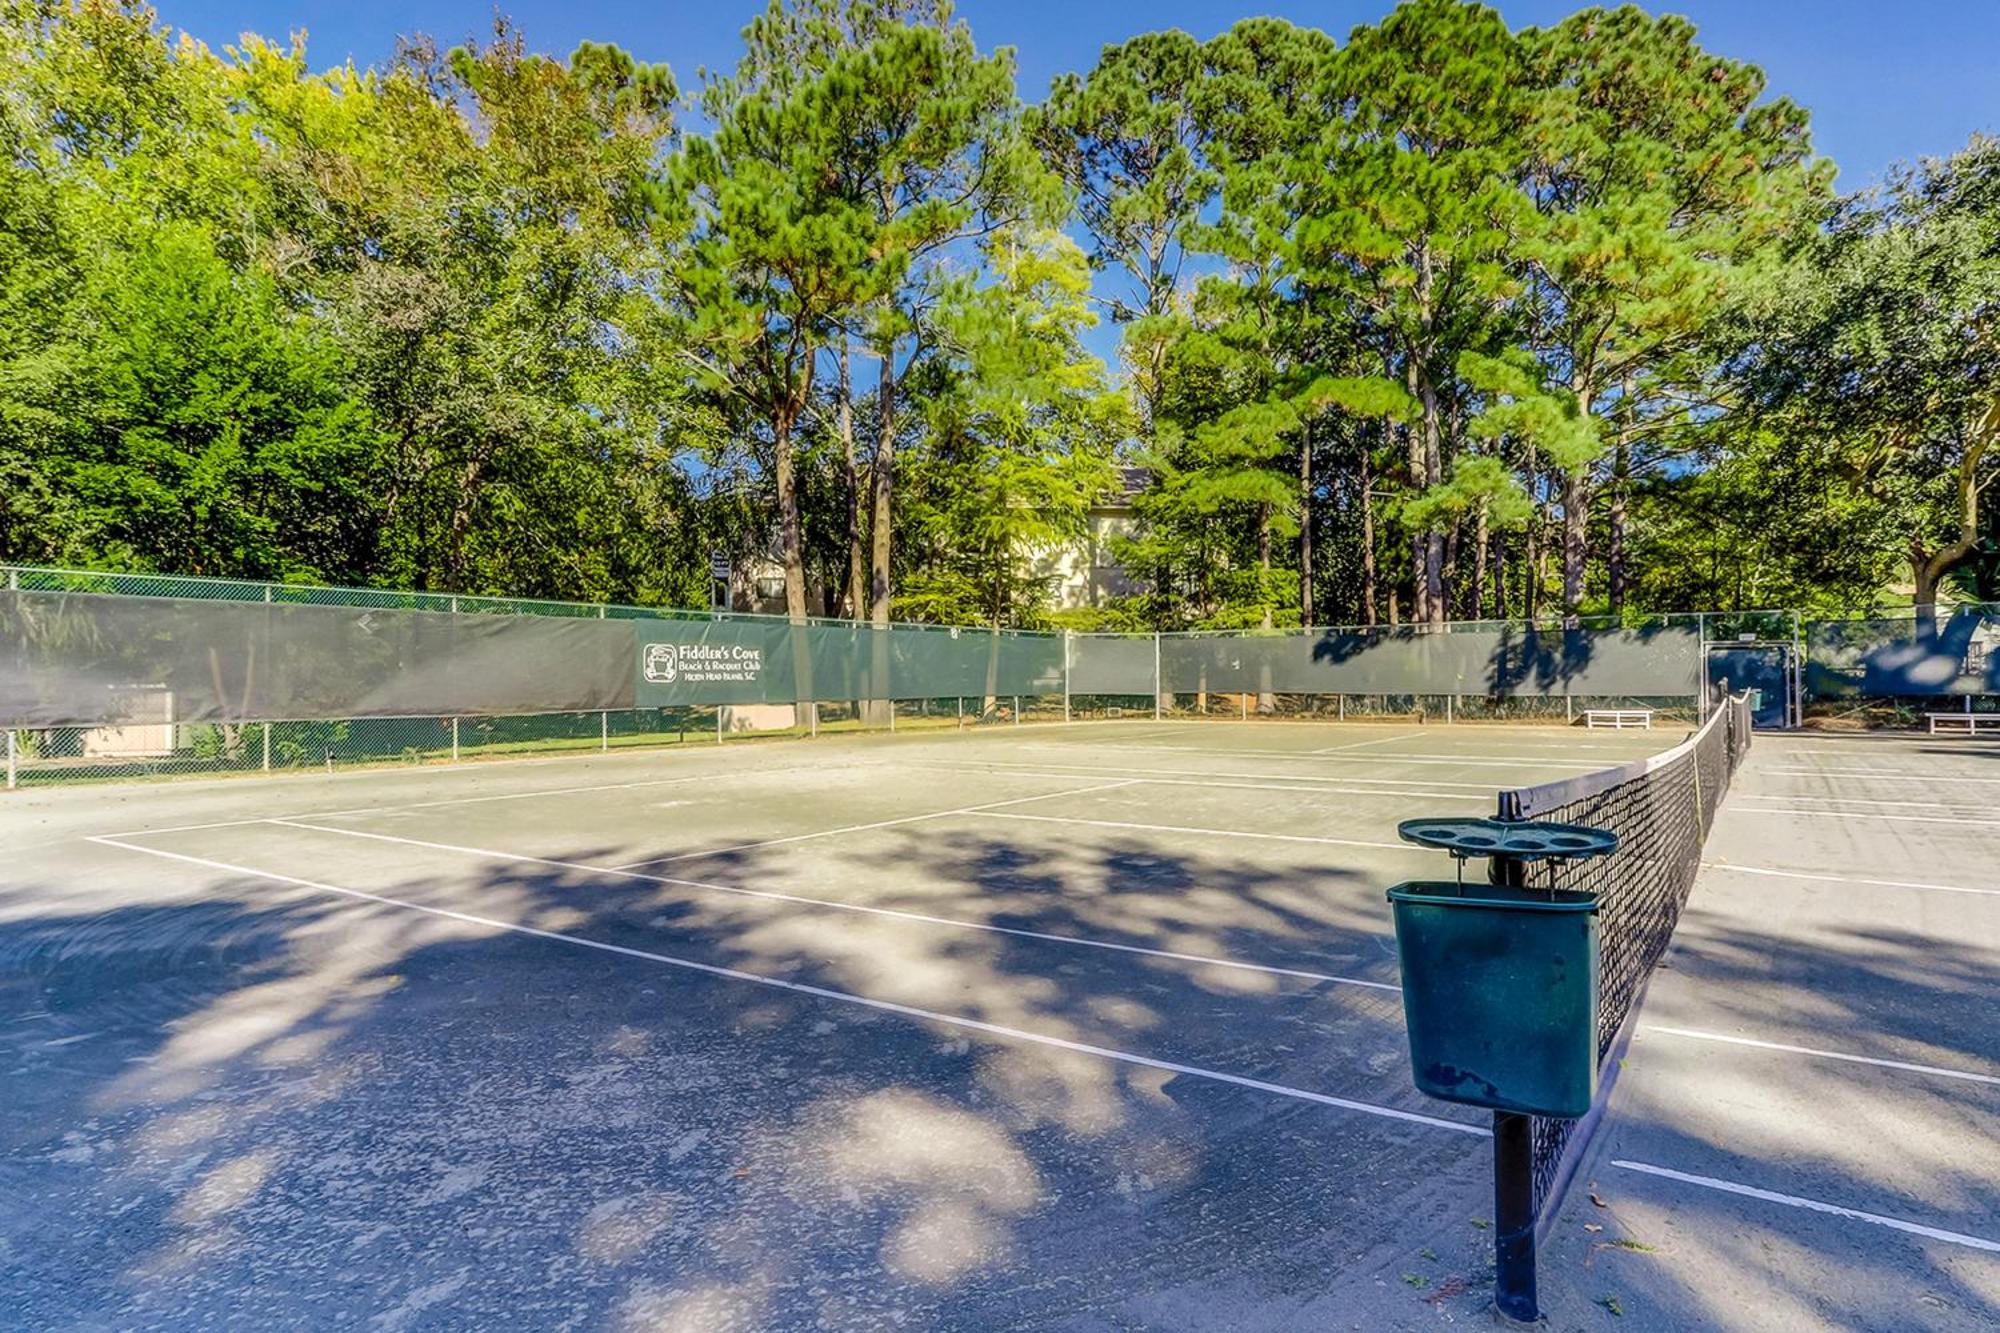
[[643, 642, 679, 684]]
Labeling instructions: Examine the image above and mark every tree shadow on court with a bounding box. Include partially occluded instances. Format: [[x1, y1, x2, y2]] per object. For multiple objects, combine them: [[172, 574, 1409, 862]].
[[1522, 903, 2000, 1331], [0, 831, 1494, 1330], [22, 800, 1984, 1331]]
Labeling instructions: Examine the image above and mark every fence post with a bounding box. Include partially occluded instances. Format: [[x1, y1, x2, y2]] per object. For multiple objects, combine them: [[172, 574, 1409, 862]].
[[1242, 692, 1248, 721], [262, 723, 271, 772], [1013, 695, 1020, 725], [957, 696, 963, 728], [717, 708, 724, 744], [1154, 633, 1163, 721], [451, 717, 460, 762], [1446, 694, 1454, 725], [890, 700, 897, 732], [1338, 693, 1345, 722], [601, 710, 609, 752], [1062, 632, 1071, 723], [6, 729, 15, 790]]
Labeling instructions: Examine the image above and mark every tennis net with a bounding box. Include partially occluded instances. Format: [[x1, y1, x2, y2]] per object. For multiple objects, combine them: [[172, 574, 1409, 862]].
[[1495, 692, 1755, 1235]]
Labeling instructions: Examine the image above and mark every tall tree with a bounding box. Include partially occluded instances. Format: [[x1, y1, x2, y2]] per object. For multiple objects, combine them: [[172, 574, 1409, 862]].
[[1726, 137, 2000, 623], [1300, 0, 1526, 625], [1515, 4, 1826, 621]]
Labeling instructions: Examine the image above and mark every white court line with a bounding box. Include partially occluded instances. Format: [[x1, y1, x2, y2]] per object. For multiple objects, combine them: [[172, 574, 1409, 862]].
[[1309, 730, 1425, 755], [898, 762, 1493, 801], [87, 835, 1469, 1133], [900, 756, 1501, 793], [1703, 862, 2000, 899], [1610, 1161, 2000, 1254], [91, 765, 831, 840], [615, 780, 1142, 868], [1025, 741, 1612, 771], [1732, 804, 2000, 829], [1643, 1026, 1999, 1086], [966, 810, 1408, 850], [1761, 768, 2000, 784], [1736, 792, 2000, 810], [255, 819, 1405, 993]]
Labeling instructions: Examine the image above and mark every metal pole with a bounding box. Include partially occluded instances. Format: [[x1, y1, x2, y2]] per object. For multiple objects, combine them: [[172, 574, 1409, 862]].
[[1338, 693, 1345, 722], [6, 730, 15, 790], [601, 710, 609, 752], [262, 723, 271, 772], [810, 702, 818, 738], [1242, 692, 1248, 721], [1566, 693, 1574, 724], [1154, 633, 1163, 721], [1696, 612, 1710, 722], [1447, 694, 1454, 725], [717, 708, 724, 744], [890, 700, 896, 732], [1013, 695, 1020, 725], [1492, 1110, 1538, 1321], [957, 696, 963, 728], [1062, 632, 1071, 723], [451, 717, 460, 762]]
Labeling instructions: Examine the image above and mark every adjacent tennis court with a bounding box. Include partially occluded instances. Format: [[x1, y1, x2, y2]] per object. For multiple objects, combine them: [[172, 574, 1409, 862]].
[[5, 719, 1995, 1328]]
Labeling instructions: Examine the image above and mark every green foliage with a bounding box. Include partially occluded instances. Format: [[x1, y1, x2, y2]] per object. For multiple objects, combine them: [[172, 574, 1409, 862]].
[[0, 0, 1979, 633]]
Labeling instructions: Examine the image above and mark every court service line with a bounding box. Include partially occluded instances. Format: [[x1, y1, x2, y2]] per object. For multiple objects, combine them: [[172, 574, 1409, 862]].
[[257, 819, 1405, 993], [87, 836, 1470, 1134], [1025, 741, 1614, 771], [614, 779, 1143, 868], [1760, 768, 2000, 784], [1642, 1027, 2000, 1086], [967, 810, 1408, 850], [90, 766, 829, 841], [1731, 804, 2000, 829], [1703, 862, 2000, 899], [1610, 1161, 2000, 1254], [899, 756, 1502, 793], [1734, 792, 2000, 811], [1309, 730, 1427, 755], [897, 762, 1493, 802]]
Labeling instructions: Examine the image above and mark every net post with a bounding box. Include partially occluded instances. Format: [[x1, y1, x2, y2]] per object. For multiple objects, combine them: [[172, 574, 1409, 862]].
[[6, 729, 15, 790], [601, 710, 610, 751], [1492, 1110, 1539, 1322], [1013, 695, 1020, 725], [957, 696, 963, 728], [451, 717, 460, 762], [262, 723, 271, 772], [1153, 634, 1162, 721], [1447, 693, 1454, 725], [717, 708, 723, 744], [1242, 692, 1248, 721], [1566, 692, 1574, 723], [1338, 693, 1344, 722]]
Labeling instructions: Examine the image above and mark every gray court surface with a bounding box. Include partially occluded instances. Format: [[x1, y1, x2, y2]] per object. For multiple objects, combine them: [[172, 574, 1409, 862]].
[[1538, 732, 2000, 1332], [2, 721, 1993, 1330]]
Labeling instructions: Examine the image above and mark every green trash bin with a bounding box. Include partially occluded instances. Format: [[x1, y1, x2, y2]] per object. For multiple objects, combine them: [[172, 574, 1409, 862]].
[[1387, 880, 1602, 1118]]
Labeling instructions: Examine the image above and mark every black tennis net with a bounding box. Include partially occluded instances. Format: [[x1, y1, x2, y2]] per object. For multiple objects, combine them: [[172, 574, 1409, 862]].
[[1495, 692, 1754, 1233]]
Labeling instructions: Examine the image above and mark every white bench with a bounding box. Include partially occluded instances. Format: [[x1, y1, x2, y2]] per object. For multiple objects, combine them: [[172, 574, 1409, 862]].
[[1926, 712, 2000, 735], [1583, 707, 1654, 730]]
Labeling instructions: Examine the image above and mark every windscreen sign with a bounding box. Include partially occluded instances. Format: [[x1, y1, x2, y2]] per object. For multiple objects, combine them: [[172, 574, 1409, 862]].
[[634, 622, 785, 705]]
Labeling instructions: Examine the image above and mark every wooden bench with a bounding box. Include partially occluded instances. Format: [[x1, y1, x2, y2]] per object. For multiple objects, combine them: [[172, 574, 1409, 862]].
[[1583, 707, 1654, 730], [1926, 711, 2000, 735]]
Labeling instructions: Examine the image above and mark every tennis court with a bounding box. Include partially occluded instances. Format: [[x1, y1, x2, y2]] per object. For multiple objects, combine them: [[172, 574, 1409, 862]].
[[4, 719, 1995, 1328]]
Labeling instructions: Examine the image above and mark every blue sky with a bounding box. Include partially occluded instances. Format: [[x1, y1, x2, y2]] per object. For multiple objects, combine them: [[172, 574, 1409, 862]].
[[157, 0, 2000, 192]]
